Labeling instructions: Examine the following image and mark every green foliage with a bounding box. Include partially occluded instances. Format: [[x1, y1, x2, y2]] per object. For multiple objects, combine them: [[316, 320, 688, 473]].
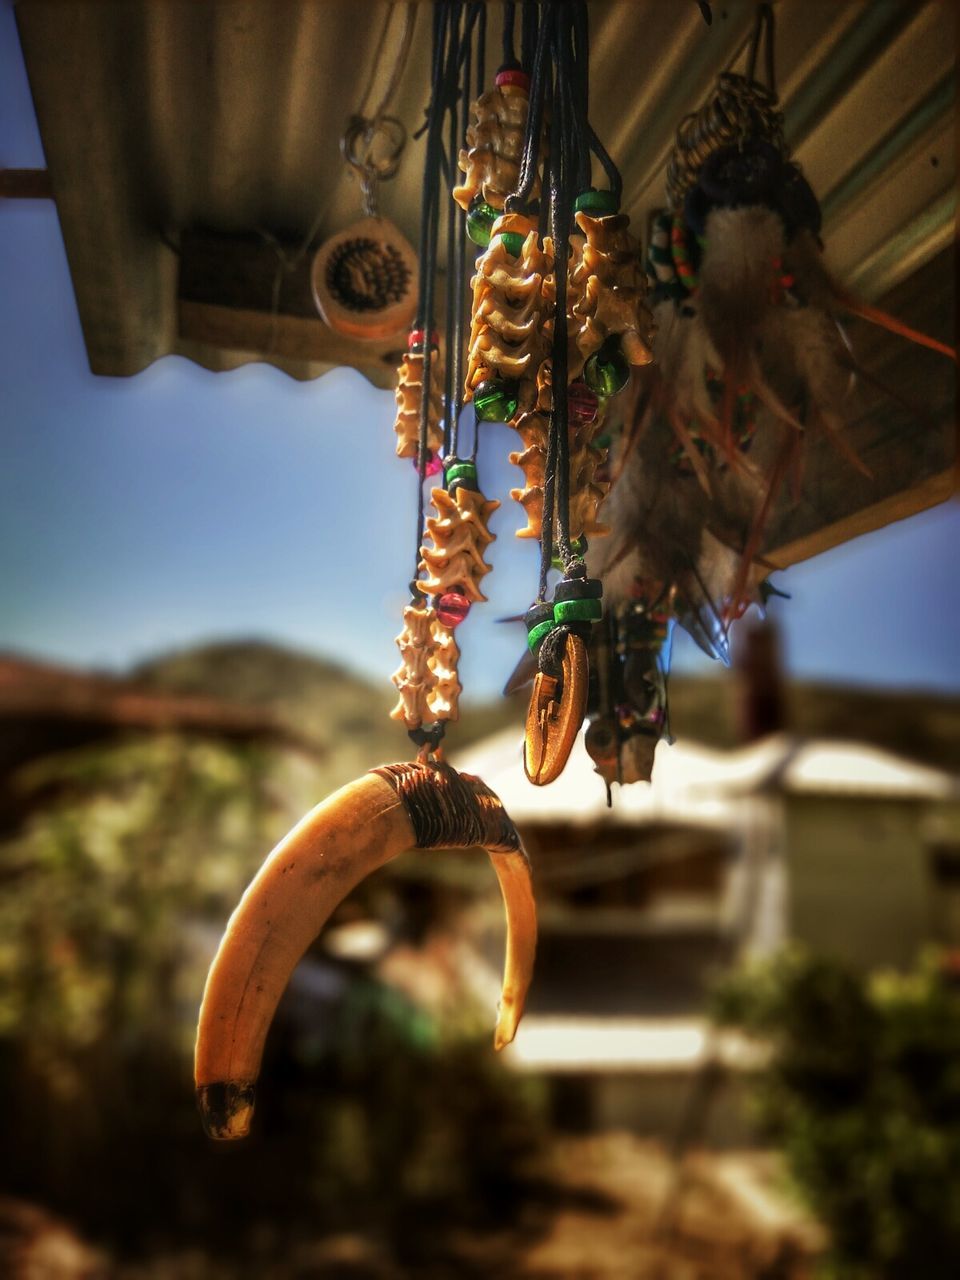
[[712, 949, 960, 1279], [0, 737, 280, 1078]]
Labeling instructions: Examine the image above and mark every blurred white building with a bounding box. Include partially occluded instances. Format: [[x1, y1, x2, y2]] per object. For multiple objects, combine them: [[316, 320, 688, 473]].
[[450, 728, 960, 1139]]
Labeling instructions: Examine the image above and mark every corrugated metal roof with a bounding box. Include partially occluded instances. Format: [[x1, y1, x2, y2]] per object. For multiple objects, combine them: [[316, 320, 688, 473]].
[[15, 0, 955, 384]]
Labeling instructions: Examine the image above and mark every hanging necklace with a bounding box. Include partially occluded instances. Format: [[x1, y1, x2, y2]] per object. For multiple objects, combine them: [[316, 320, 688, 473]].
[[456, 1, 653, 785], [194, 4, 538, 1144]]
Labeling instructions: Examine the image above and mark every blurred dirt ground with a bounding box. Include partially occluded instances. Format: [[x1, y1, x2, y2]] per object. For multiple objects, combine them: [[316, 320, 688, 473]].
[[2, 1135, 824, 1280]]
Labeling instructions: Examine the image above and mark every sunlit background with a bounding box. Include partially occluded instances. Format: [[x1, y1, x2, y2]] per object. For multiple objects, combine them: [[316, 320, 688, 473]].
[[2, 2, 958, 696], [2, 2, 959, 1277]]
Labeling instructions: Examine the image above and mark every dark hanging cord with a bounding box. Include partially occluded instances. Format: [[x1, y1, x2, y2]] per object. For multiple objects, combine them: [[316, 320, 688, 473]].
[[476, 0, 486, 95], [451, 6, 479, 460], [501, 1, 518, 68], [536, 72, 564, 602], [564, 42, 590, 192], [414, 4, 448, 329], [521, 0, 538, 73], [537, 74, 555, 241], [442, 15, 462, 453], [550, 16, 578, 576], [456, 1, 481, 71], [411, 3, 455, 593], [746, 2, 777, 98], [505, 14, 552, 213], [536, 3, 589, 603], [567, 0, 621, 197], [570, 0, 592, 192], [586, 122, 622, 198]]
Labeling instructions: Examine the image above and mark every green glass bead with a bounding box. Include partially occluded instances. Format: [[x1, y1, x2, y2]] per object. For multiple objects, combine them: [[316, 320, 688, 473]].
[[583, 339, 630, 397], [554, 597, 603, 625], [445, 460, 478, 487], [526, 619, 557, 653], [499, 230, 525, 258], [474, 378, 519, 423], [574, 189, 620, 216], [466, 196, 498, 248]]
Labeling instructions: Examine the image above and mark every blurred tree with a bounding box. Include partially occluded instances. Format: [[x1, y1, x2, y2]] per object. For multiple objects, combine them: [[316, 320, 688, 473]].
[[713, 949, 960, 1279], [0, 728, 545, 1269]]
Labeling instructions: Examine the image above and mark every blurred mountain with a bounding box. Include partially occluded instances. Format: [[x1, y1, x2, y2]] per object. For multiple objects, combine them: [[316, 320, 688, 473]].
[[135, 639, 397, 765], [4, 638, 959, 788], [133, 638, 524, 765], [0, 650, 306, 773]]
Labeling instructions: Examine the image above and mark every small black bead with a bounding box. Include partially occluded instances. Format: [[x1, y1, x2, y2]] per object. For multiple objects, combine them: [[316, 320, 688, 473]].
[[554, 576, 603, 602]]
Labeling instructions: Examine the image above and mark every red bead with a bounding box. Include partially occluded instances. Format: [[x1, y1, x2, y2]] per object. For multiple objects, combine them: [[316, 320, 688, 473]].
[[413, 449, 443, 477], [567, 380, 599, 425], [496, 68, 530, 91], [436, 591, 471, 628], [407, 328, 439, 350]]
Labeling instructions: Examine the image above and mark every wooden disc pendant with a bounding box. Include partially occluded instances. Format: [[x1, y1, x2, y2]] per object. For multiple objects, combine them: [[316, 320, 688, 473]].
[[311, 216, 418, 342]]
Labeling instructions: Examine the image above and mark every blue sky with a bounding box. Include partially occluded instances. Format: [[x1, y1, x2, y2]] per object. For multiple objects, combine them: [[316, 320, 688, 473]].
[[2, 4, 958, 705]]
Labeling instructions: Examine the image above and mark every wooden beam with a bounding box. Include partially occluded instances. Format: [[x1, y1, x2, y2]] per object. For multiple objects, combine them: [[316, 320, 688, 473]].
[[0, 169, 53, 199], [761, 242, 956, 565], [176, 228, 421, 384], [178, 300, 406, 386], [765, 468, 955, 569]]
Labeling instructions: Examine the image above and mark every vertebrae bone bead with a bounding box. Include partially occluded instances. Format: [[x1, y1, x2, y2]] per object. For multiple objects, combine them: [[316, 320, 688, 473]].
[[452, 83, 539, 212], [394, 349, 444, 459], [418, 485, 500, 603], [508, 367, 610, 542], [390, 604, 438, 727], [465, 216, 554, 416], [570, 211, 655, 368], [508, 428, 610, 542], [428, 623, 462, 720]]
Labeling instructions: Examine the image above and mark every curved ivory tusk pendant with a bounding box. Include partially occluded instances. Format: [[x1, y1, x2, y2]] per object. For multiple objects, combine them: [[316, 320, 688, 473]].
[[195, 762, 536, 1141]]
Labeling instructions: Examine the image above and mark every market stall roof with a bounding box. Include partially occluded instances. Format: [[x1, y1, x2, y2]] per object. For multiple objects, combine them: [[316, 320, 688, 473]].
[[12, 0, 956, 560]]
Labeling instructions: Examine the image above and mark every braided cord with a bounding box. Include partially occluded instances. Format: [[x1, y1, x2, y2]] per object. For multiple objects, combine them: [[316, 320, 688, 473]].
[[411, 2, 458, 591], [535, 2, 588, 600]]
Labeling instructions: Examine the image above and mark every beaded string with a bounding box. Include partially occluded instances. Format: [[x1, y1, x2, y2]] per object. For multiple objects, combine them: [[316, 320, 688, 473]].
[[450, 4, 484, 463], [395, 0, 490, 753], [504, 16, 551, 216], [412, 3, 477, 590], [533, 4, 592, 604], [441, 7, 460, 453], [521, 0, 538, 72], [409, 1, 450, 593]]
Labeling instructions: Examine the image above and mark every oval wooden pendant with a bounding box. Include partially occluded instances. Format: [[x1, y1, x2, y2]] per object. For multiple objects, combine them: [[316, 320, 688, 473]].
[[311, 216, 418, 342]]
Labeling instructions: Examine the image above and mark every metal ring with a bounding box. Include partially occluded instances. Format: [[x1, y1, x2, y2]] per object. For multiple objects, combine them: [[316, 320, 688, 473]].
[[340, 113, 407, 183]]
